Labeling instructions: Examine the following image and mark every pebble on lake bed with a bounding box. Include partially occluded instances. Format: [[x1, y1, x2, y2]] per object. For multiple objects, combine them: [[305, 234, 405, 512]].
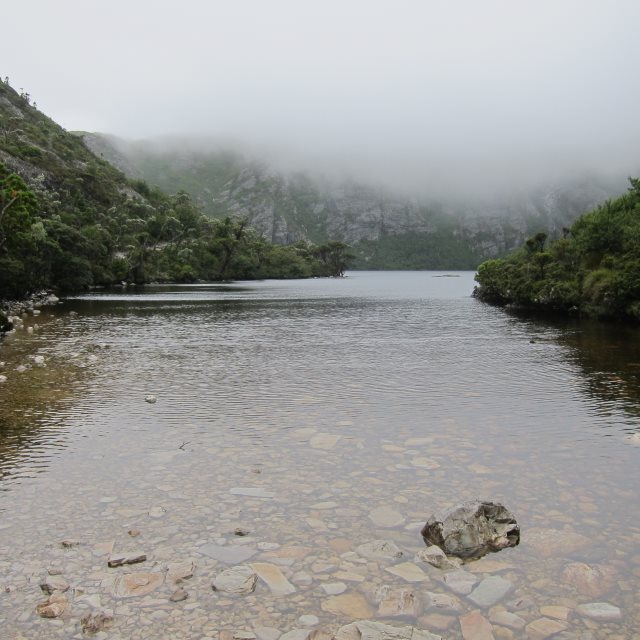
[[145, 394, 157, 404], [2, 278, 640, 638], [36, 593, 68, 618], [81, 611, 114, 634]]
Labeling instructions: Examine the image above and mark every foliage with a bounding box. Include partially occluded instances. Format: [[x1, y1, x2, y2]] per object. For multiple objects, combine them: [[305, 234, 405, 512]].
[[0, 80, 352, 300], [352, 228, 482, 270], [474, 178, 640, 321]]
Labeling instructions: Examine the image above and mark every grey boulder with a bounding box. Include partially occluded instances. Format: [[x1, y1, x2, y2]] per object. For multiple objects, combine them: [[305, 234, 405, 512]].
[[421, 500, 519, 559]]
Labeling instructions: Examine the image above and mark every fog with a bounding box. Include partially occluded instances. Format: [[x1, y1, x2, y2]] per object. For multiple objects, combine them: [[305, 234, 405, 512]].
[[3, 0, 640, 196]]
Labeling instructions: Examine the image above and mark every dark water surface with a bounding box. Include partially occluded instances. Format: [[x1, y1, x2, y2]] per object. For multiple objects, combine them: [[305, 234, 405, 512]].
[[0, 271, 639, 638]]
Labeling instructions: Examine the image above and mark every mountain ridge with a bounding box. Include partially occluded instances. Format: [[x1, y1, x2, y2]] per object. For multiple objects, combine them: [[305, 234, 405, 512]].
[[80, 132, 626, 268], [0, 79, 351, 300]]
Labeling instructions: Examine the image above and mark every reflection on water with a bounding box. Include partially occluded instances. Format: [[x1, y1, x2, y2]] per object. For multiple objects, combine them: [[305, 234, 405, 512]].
[[0, 271, 638, 638], [0, 312, 94, 486], [557, 321, 640, 427]]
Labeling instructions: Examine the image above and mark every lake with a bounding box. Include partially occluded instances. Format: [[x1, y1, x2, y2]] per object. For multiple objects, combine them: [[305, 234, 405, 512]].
[[0, 271, 639, 639]]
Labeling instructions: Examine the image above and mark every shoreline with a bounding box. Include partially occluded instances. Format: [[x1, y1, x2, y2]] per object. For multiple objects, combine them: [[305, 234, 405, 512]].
[[0, 291, 62, 337]]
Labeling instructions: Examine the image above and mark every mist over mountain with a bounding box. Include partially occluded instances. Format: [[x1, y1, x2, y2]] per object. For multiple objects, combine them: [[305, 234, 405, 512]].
[[4, 0, 639, 271], [81, 132, 628, 268]]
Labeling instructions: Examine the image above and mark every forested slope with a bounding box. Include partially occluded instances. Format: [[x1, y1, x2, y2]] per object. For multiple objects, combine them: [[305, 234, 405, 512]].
[[0, 79, 350, 301], [474, 179, 640, 321]]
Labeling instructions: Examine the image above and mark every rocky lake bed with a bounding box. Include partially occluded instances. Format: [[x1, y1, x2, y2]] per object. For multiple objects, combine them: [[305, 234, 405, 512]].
[[0, 273, 639, 639]]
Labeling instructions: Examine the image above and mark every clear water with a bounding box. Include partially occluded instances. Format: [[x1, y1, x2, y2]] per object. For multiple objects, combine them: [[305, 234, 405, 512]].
[[0, 271, 638, 638]]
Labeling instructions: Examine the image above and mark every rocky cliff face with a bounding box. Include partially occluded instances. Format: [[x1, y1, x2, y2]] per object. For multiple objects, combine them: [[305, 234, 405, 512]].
[[81, 133, 624, 264], [212, 162, 616, 259]]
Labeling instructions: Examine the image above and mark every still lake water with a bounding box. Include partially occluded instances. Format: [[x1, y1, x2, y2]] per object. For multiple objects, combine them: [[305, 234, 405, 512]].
[[0, 271, 639, 639]]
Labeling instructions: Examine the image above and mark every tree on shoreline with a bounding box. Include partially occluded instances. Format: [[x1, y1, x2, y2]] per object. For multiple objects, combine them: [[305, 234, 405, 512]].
[[474, 178, 640, 321]]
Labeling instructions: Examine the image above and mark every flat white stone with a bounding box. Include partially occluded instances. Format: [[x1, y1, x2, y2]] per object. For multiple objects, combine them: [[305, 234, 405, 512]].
[[441, 569, 479, 595], [423, 591, 462, 613], [489, 610, 526, 630], [368, 506, 405, 528], [357, 540, 403, 561], [166, 559, 196, 583], [335, 620, 441, 640], [198, 543, 258, 564], [384, 562, 429, 583], [468, 575, 513, 607], [109, 572, 164, 598], [576, 602, 622, 621], [251, 562, 296, 595], [415, 545, 460, 570], [321, 582, 347, 595], [212, 565, 258, 594]]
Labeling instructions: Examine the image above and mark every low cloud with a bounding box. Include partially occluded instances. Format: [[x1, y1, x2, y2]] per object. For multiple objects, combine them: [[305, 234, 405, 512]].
[[3, 0, 640, 196]]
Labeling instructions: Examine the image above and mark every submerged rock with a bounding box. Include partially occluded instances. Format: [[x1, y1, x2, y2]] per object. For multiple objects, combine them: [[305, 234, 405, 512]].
[[575, 602, 622, 621], [167, 559, 196, 583], [374, 585, 420, 618], [526, 526, 589, 557], [251, 562, 296, 595], [110, 572, 164, 598], [212, 565, 258, 594], [561, 562, 616, 598], [309, 433, 341, 449], [525, 617, 567, 639], [489, 610, 526, 631], [36, 593, 68, 618], [415, 545, 461, 570], [385, 562, 429, 583], [60, 539, 83, 548], [81, 611, 114, 634], [145, 394, 157, 404], [321, 582, 347, 595], [467, 575, 514, 608], [108, 551, 147, 567], [39, 574, 70, 594], [321, 593, 374, 619], [421, 500, 519, 559], [441, 569, 479, 595], [170, 588, 189, 602], [458, 609, 493, 640], [334, 620, 441, 640], [357, 540, 404, 561], [368, 506, 406, 528]]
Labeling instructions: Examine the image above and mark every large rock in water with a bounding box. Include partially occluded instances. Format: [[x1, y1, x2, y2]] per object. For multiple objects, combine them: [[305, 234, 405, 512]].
[[421, 500, 519, 559]]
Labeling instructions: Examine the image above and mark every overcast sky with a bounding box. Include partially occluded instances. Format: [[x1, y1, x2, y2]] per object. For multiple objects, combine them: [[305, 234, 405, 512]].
[[3, 0, 640, 192]]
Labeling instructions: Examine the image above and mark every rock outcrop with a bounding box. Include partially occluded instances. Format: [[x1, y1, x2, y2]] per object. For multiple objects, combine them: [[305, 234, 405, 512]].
[[421, 500, 519, 559]]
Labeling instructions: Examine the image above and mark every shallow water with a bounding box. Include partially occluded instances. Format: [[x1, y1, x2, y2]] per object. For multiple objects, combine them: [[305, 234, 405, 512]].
[[0, 271, 639, 639]]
